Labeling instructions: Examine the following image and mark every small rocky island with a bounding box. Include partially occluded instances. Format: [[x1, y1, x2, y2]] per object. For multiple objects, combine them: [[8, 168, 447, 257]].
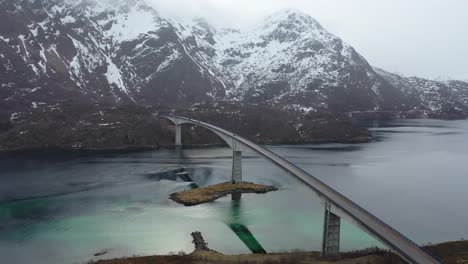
[[169, 182, 278, 206]]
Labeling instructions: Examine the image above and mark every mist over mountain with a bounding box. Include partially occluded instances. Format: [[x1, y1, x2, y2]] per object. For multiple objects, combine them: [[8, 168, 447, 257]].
[[1, 0, 467, 150]]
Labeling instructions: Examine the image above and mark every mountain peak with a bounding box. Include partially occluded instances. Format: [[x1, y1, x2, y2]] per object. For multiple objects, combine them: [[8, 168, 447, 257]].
[[272, 8, 309, 16], [193, 18, 216, 32], [263, 8, 323, 30], [256, 8, 325, 43]]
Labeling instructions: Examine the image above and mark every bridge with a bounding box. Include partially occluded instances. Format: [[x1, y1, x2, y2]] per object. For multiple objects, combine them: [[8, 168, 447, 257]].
[[160, 115, 442, 264]]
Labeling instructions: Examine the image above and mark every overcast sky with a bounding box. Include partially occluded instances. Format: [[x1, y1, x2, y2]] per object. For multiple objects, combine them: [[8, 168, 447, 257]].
[[148, 0, 468, 80]]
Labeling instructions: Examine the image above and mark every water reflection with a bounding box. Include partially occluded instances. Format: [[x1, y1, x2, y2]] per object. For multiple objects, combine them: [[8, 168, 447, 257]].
[[227, 193, 267, 254], [1, 119, 467, 264]]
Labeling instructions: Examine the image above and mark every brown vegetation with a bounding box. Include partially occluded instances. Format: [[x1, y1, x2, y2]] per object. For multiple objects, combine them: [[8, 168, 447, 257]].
[[91, 241, 468, 264], [169, 182, 278, 206], [425, 240, 468, 264], [174, 102, 371, 145], [92, 250, 385, 264]]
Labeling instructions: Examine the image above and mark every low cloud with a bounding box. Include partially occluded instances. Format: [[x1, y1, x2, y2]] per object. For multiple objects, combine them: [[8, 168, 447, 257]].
[[146, 0, 468, 80]]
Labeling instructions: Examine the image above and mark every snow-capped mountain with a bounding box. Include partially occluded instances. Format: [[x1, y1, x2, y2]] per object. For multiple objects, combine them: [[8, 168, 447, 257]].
[[375, 68, 468, 118], [1, 0, 468, 120]]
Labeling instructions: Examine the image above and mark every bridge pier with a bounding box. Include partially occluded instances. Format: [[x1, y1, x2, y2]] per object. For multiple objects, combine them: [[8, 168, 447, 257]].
[[175, 124, 182, 146], [232, 151, 243, 183], [159, 115, 443, 264], [322, 202, 341, 258]]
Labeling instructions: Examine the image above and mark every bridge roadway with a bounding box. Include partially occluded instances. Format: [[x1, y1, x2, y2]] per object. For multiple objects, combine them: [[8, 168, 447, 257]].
[[160, 115, 442, 264]]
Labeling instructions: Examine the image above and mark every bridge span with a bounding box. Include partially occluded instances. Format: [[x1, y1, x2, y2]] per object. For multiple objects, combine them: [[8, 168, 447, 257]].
[[160, 115, 441, 264]]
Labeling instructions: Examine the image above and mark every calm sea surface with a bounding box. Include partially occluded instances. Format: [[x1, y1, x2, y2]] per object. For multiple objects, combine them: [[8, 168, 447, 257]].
[[1, 119, 467, 264]]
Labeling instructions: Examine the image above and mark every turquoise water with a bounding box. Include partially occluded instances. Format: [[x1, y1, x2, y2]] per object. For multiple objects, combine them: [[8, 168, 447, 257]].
[[1, 119, 468, 263]]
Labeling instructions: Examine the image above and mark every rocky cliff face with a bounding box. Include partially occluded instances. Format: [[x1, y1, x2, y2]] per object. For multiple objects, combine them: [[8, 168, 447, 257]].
[[0, 0, 467, 150], [0, 0, 232, 111], [375, 68, 468, 119], [212, 10, 407, 112]]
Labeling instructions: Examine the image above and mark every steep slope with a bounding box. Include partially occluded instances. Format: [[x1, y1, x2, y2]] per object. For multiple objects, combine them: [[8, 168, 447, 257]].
[[375, 68, 468, 119], [0, 0, 226, 115], [0, 0, 135, 106], [0, 1, 411, 113], [125, 17, 226, 105], [1, 0, 467, 116], [214, 9, 406, 112]]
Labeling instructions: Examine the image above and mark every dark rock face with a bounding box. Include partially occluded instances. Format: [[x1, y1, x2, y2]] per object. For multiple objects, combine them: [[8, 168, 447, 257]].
[[175, 103, 371, 145], [191, 231, 209, 251], [375, 68, 468, 119], [0, 103, 173, 151], [0, 102, 371, 151], [0, 0, 226, 112]]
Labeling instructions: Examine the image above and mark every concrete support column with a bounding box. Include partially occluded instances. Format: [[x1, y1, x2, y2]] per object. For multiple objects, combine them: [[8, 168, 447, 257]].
[[175, 124, 182, 146], [231, 193, 242, 201], [322, 202, 341, 258], [232, 151, 242, 183]]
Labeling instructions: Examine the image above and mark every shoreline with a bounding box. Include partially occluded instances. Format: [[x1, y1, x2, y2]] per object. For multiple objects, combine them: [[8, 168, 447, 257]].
[[2, 117, 466, 154], [91, 240, 468, 264], [0, 138, 372, 154]]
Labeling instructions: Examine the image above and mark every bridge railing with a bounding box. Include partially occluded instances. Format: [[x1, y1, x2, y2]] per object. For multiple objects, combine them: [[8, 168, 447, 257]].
[[159, 115, 442, 264]]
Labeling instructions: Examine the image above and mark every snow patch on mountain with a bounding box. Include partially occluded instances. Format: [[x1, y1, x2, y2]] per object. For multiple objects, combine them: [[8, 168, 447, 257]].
[[210, 8, 373, 108], [105, 55, 128, 94], [375, 67, 468, 115], [105, 4, 160, 43], [1, 0, 467, 117]]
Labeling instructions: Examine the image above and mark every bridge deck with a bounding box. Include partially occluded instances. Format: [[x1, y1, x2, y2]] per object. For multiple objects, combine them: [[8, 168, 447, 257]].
[[160, 115, 442, 264]]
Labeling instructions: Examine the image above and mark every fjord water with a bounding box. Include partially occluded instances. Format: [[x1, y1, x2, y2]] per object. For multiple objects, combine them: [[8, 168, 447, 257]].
[[1, 119, 467, 264]]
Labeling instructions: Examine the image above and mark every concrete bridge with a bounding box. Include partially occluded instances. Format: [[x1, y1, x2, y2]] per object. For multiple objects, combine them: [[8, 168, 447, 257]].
[[160, 115, 442, 264]]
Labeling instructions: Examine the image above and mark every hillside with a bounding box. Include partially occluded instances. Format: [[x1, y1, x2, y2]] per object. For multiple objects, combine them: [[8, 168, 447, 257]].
[[1, 0, 467, 150]]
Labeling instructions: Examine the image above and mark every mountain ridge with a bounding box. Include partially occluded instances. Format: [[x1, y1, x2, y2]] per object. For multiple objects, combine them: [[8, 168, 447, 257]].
[[1, 0, 467, 113], [1, 0, 468, 151]]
